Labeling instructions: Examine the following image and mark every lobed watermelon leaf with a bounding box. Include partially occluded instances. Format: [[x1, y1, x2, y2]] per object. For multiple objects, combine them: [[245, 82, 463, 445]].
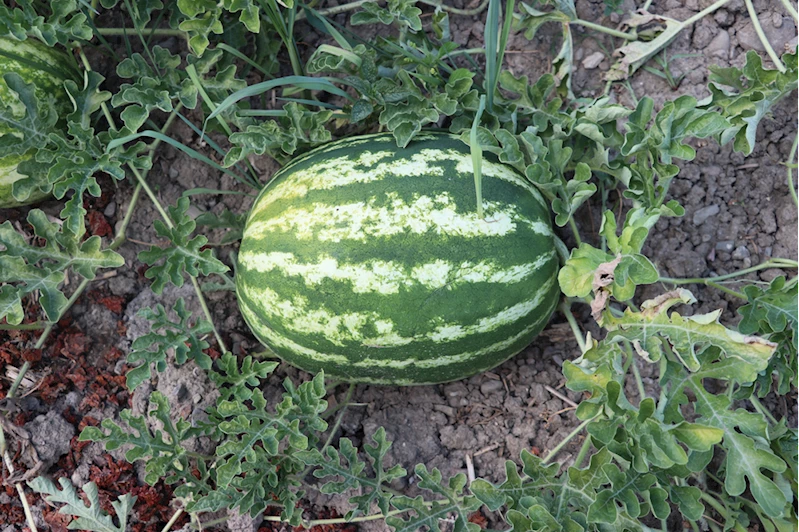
[[298, 427, 406, 519], [0, 1, 92, 46], [125, 298, 214, 390], [138, 197, 230, 294], [386, 465, 481, 532], [28, 477, 135, 532]]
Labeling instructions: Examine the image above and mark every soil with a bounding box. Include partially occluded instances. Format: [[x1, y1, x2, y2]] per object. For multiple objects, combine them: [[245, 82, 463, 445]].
[[0, 0, 796, 531]]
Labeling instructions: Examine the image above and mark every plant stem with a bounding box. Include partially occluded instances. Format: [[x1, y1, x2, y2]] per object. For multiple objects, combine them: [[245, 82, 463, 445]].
[[2, 451, 38, 532], [541, 415, 598, 465], [298, 0, 372, 19], [568, 216, 582, 246], [190, 276, 229, 354], [705, 280, 747, 300], [160, 508, 184, 532], [626, 342, 647, 402], [749, 395, 779, 425], [787, 134, 798, 207], [699, 491, 729, 521], [262, 508, 405, 527], [96, 28, 186, 37], [682, 0, 732, 27], [658, 258, 798, 287], [777, 0, 799, 21], [743, 0, 787, 72], [572, 433, 593, 468], [560, 301, 587, 352], [571, 19, 635, 40], [0, 322, 46, 331], [419, 0, 490, 15]]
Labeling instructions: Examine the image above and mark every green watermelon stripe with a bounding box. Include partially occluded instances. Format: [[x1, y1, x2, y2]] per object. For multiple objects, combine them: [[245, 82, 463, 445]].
[[244, 195, 551, 244], [250, 143, 546, 220], [236, 132, 560, 384], [237, 272, 556, 349], [0, 37, 77, 208], [237, 249, 556, 295], [238, 285, 559, 384]]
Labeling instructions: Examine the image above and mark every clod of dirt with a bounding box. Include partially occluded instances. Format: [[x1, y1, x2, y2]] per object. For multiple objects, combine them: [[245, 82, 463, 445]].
[[693, 204, 720, 225], [23, 411, 74, 468], [227, 508, 261, 532]]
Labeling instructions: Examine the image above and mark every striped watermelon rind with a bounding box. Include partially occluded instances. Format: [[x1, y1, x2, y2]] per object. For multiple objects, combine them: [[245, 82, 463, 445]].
[[236, 132, 560, 385], [0, 37, 79, 208]]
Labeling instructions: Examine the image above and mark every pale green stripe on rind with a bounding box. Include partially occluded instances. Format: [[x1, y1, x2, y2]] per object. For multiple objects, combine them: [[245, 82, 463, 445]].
[[238, 272, 555, 349], [238, 249, 556, 294], [239, 281, 556, 377], [250, 144, 547, 218], [244, 193, 551, 243], [427, 275, 556, 343]]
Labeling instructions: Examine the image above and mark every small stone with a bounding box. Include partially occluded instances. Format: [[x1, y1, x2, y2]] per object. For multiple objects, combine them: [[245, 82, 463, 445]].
[[432, 404, 456, 417], [169, 166, 179, 178], [707, 30, 731, 58], [716, 240, 735, 252], [714, 8, 734, 27], [581, 51, 605, 70], [732, 246, 751, 260], [693, 204, 720, 225], [773, 12, 783, 28], [104, 201, 116, 217], [480, 379, 504, 395]]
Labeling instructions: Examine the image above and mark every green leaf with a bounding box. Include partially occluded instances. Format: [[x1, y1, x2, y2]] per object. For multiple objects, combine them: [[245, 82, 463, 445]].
[[557, 244, 657, 303], [225, 102, 333, 165], [138, 197, 229, 294], [352, 0, 421, 32], [514, 3, 570, 41], [126, 299, 214, 390], [298, 427, 405, 518], [605, 289, 777, 372], [210, 352, 278, 402], [0, 285, 23, 325], [472, 457, 543, 511], [0, 2, 92, 45], [707, 50, 798, 155], [0, 211, 123, 322], [668, 485, 703, 521], [379, 93, 440, 148], [387, 464, 481, 532], [28, 477, 134, 532], [79, 392, 203, 486], [662, 352, 788, 517], [739, 276, 797, 350], [207, 373, 328, 522]]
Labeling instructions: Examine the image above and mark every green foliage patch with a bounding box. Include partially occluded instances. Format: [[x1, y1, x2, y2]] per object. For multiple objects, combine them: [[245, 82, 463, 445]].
[[0, 0, 794, 531]]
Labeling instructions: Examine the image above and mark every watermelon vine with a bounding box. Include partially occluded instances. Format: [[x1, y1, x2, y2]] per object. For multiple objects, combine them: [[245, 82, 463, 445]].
[[0, 0, 796, 531]]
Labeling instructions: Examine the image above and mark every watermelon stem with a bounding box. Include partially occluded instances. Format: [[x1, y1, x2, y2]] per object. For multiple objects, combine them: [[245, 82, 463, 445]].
[[541, 414, 598, 465], [297, 384, 356, 481], [559, 301, 586, 353], [470, 95, 487, 219]]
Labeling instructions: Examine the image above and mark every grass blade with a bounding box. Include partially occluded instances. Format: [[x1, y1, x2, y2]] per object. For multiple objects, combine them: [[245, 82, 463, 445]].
[[470, 95, 487, 219], [484, 0, 500, 111], [206, 76, 353, 123], [217, 44, 273, 76], [108, 131, 244, 181]]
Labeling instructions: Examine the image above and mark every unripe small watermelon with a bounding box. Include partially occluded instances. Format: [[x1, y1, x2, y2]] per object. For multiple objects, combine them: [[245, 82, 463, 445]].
[[236, 132, 560, 384], [0, 37, 78, 208]]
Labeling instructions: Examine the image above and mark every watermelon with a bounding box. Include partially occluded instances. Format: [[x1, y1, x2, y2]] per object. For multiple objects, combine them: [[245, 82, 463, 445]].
[[0, 37, 79, 208], [236, 132, 560, 384]]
